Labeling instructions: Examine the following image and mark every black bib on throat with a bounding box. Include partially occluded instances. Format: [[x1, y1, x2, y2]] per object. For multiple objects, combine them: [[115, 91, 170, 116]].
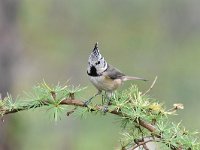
[[87, 66, 99, 77]]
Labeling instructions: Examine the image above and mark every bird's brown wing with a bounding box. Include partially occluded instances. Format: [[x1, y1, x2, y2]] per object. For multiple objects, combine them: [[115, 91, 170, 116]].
[[103, 64, 125, 79]]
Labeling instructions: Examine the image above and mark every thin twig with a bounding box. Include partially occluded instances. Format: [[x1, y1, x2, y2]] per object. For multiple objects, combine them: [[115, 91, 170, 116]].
[[132, 139, 157, 150], [50, 91, 56, 100], [132, 136, 161, 150], [142, 76, 158, 96], [66, 106, 77, 116]]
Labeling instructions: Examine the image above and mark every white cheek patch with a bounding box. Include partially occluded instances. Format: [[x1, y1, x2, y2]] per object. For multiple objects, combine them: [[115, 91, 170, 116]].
[[96, 62, 107, 74]]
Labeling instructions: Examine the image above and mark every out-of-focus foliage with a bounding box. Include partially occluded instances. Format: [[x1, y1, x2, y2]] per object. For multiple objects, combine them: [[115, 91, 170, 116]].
[[0, 0, 200, 150]]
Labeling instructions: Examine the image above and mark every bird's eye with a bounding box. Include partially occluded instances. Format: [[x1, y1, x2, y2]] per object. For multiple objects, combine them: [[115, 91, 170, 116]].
[[96, 61, 100, 65]]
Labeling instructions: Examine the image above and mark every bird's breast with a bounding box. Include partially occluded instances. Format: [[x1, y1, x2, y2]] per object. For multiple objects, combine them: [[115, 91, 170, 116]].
[[89, 75, 123, 92]]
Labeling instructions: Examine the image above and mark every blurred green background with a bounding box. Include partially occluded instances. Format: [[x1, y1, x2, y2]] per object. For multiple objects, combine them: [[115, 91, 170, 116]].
[[0, 0, 200, 150]]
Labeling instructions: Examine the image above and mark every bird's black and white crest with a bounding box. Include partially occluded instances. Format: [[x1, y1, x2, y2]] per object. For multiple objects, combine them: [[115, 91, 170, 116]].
[[89, 42, 102, 61], [87, 42, 108, 76], [92, 42, 100, 57]]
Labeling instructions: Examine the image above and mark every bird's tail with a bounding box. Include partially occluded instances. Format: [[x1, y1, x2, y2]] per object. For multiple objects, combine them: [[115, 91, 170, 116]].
[[122, 76, 147, 81]]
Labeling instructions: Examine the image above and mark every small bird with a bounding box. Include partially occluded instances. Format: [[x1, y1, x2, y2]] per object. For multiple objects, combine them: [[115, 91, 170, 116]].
[[85, 42, 147, 107]]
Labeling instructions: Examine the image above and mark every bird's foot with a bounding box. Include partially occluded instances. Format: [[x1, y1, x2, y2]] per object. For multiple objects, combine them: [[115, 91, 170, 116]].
[[83, 92, 101, 107], [101, 105, 109, 114], [83, 100, 90, 107]]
